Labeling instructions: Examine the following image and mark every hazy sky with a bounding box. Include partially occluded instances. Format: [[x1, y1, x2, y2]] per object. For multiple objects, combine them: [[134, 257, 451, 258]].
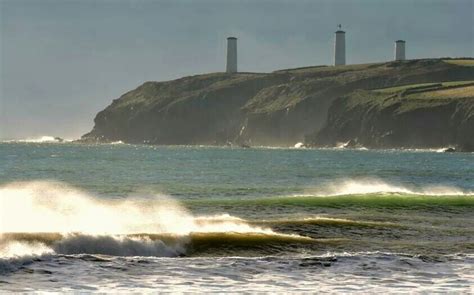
[[1, 0, 473, 140]]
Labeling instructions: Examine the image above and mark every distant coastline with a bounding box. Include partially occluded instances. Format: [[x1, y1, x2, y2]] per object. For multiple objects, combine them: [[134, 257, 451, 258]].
[[80, 58, 474, 152]]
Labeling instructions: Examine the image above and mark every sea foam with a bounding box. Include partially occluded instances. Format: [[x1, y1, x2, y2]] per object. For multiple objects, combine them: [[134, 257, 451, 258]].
[[0, 181, 283, 259], [304, 179, 473, 196], [2, 136, 69, 143]]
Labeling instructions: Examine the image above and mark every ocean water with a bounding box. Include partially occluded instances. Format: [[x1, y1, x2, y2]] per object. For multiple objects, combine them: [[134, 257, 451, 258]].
[[0, 142, 473, 292]]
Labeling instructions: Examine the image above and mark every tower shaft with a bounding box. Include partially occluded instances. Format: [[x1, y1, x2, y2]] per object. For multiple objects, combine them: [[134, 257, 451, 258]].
[[394, 40, 406, 61], [334, 30, 346, 66], [226, 37, 237, 73]]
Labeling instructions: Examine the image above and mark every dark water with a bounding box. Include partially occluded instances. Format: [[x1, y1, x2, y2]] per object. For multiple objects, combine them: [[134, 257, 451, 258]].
[[0, 142, 473, 292]]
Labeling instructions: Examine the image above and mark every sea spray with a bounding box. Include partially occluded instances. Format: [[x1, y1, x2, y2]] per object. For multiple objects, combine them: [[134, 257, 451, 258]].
[[302, 178, 473, 196], [0, 181, 283, 235], [0, 181, 302, 258], [0, 181, 194, 234]]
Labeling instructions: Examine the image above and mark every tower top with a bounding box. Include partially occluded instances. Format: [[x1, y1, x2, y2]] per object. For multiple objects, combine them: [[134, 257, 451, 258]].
[[395, 40, 406, 43], [226, 37, 238, 73], [335, 24, 345, 34]]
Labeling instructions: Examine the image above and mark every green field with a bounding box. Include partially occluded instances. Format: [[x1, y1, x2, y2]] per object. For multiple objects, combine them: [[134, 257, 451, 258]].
[[374, 80, 474, 93], [406, 85, 474, 100], [443, 59, 474, 66]]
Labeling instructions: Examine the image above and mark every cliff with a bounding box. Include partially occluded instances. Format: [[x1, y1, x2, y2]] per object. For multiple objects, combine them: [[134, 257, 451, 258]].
[[81, 58, 474, 150], [307, 81, 474, 151]]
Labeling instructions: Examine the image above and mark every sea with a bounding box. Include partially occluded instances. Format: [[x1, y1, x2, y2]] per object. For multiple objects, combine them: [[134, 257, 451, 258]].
[[0, 140, 473, 292]]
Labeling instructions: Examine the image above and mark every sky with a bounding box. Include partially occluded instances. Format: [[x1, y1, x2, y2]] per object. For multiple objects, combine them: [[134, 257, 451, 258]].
[[1, 0, 473, 140]]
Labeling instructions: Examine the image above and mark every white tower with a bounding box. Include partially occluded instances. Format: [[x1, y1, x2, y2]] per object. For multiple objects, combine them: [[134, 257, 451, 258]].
[[226, 37, 237, 73], [334, 25, 346, 66], [394, 40, 406, 61]]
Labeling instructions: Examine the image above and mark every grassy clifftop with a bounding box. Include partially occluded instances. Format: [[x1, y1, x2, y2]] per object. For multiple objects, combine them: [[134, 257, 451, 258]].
[[82, 58, 474, 148]]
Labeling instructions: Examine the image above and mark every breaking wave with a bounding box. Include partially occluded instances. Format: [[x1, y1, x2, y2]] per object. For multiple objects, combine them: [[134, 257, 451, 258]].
[[1, 231, 316, 258], [2, 136, 70, 143], [0, 181, 308, 260], [184, 179, 474, 208], [1, 179, 472, 263], [1, 233, 185, 258], [303, 179, 474, 196]]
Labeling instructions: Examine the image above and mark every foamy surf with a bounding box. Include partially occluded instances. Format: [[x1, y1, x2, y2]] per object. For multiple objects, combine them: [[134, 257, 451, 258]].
[[1, 231, 316, 259], [0, 233, 185, 258], [2, 136, 71, 143], [303, 179, 474, 196], [0, 181, 311, 259]]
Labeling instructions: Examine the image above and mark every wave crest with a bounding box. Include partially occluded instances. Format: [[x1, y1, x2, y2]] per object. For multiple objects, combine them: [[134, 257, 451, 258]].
[[1, 231, 315, 262], [53, 234, 184, 257], [305, 179, 473, 196], [2, 136, 70, 143], [0, 181, 300, 259]]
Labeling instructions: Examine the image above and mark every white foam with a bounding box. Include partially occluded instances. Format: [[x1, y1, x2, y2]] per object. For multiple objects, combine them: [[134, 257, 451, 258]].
[[293, 142, 305, 148], [0, 181, 280, 235], [306, 179, 473, 196], [0, 240, 53, 258], [2, 136, 71, 143], [110, 140, 124, 145], [0, 181, 282, 258]]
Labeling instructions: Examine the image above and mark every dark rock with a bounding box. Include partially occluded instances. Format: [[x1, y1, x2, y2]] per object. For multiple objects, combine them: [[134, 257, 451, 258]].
[[443, 147, 456, 153]]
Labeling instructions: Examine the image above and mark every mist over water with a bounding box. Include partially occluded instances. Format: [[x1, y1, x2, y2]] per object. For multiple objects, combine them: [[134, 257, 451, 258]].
[[0, 181, 194, 235], [0, 143, 473, 292], [0, 180, 291, 260]]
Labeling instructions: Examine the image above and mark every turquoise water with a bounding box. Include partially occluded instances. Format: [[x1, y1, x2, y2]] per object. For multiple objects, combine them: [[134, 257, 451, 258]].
[[2, 143, 472, 198], [0, 142, 473, 292]]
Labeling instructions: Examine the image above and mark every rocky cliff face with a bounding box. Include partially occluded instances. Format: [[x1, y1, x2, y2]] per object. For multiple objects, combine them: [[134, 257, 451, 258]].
[[307, 83, 474, 151], [82, 59, 474, 149]]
